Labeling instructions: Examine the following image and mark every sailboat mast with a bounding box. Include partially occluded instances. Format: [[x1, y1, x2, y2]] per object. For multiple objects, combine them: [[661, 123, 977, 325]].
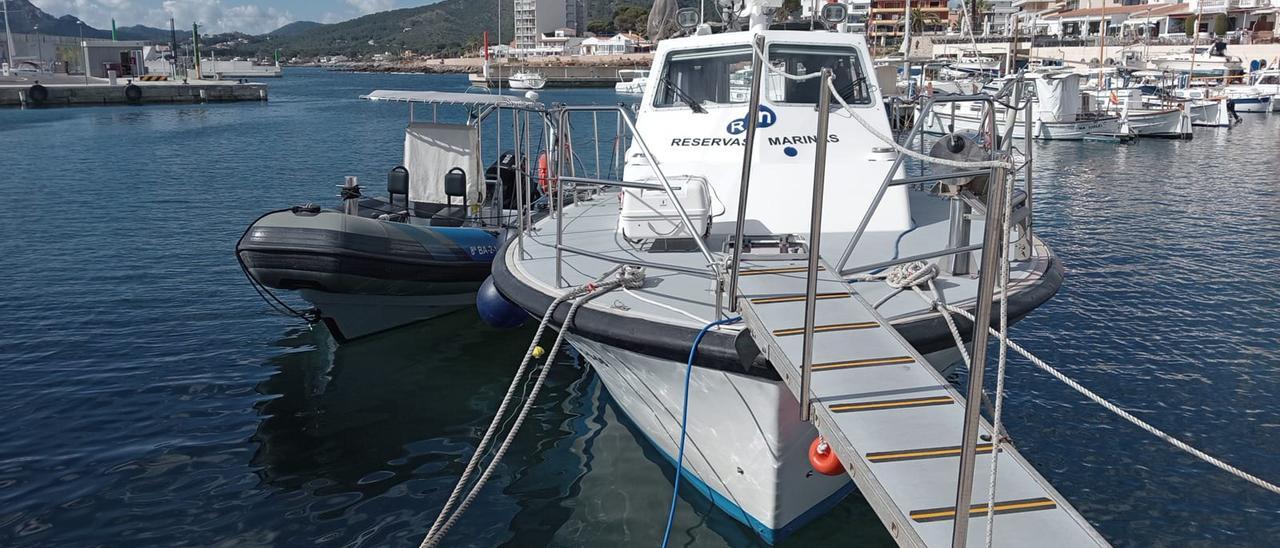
[[3, 0, 16, 71]]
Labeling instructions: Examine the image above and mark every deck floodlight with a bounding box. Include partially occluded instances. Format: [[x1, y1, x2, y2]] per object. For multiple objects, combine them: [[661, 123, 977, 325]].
[[821, 3, 848, 25], [676, 8, 701, 31]]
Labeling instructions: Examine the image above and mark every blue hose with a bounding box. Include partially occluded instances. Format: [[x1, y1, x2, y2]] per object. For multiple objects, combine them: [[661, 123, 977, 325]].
[[661, 315, 742, 548]]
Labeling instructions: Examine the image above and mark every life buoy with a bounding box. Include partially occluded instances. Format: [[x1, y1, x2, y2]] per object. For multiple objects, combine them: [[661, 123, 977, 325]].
[[537, 152, 554, 194], [28, 84, 48, 104], [809, 436, 843, 476], [124, 83, 143, 103]]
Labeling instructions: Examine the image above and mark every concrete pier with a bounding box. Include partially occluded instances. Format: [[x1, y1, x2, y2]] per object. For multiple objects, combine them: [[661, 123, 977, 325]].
[[468, 64, 648, 88], [0, 74, 268, 108]]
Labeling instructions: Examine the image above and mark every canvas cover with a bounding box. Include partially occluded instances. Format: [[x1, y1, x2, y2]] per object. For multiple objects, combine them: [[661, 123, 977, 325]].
[[1034, 73, 1081, 123], [403, 122, 484, 205]]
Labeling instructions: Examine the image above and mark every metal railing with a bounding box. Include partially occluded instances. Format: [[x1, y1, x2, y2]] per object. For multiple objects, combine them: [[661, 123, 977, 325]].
[[795, 71, 1034, 548], [549, 105, 722, 290]]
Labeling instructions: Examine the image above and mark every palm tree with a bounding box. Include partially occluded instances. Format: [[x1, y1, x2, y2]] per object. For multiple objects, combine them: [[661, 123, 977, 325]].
[[902, 7, 941, 34]]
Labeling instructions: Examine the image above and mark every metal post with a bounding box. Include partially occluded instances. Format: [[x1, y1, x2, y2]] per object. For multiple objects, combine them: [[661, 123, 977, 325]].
[[593, 111, 601, 179], [1021, 85, 1034, 259], [949, 154, 1010, 548], [515, 110, 525, 253], [555, 109, 565, 287], [728, 34, 767, 312], [800, 69, 834, 423]]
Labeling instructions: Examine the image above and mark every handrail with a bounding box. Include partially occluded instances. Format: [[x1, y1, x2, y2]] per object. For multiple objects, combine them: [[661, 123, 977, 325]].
[[798, 68, 834, 423], [546, 105, 721, 290], [559, 175, 680, 192], [727, 34, 768, 313]]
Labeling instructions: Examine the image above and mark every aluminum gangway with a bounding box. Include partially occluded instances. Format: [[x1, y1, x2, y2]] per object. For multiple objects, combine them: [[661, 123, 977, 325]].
[[735, 258, 1109, 547]]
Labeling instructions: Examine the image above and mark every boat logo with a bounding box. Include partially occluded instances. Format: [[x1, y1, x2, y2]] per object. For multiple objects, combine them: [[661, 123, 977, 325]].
[[726, 105, 777, 135]]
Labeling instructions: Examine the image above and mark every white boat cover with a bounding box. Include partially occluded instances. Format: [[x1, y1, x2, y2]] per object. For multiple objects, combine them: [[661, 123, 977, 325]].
[[403, 122, 485, 205], [1034, 73, 1081, 123]]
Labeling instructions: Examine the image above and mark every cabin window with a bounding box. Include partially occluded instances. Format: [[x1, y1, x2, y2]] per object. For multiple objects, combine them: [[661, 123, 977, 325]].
[[653, 44, 872, 108], [654, 46, 755, 107], [765, 45, 872, 105]]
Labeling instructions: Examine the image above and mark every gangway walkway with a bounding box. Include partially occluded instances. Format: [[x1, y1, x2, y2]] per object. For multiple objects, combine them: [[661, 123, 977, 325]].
[[735, 257, 1110, 548]]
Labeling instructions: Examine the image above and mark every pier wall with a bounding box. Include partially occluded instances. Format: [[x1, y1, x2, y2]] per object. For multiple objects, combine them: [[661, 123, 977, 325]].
[[0, 79, 268, 107]]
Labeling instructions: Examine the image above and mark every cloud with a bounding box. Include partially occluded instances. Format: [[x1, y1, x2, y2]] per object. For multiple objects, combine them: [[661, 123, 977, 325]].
[[30, 0, 294, 35], [345, 0, 395, 16]]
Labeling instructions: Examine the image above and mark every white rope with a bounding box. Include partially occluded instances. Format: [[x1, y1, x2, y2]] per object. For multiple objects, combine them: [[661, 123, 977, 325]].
[[422, 267, 644, 547], [422, 287, 582, 541], [984, 155, 1017, 548], [938, 303, 1280, 497], [826, 79, 1016, 170], [622, 286, 709, 325]]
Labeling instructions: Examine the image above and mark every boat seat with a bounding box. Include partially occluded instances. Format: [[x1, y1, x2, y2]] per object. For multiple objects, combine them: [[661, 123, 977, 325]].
[[430, 168, 469, 227]]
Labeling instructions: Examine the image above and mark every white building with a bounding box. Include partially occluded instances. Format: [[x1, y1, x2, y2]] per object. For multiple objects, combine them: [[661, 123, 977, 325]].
[[514, 0, 586, 56], [580, 33, 643, 55]]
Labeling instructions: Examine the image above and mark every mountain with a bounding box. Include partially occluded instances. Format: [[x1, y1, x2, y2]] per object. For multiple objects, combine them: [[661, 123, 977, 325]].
[[259, 0, 656, 58], [8, 0, 658, 59], [1, 0, 111, 38], [268, 21, 326, 38], [114, 25, 175, 42]]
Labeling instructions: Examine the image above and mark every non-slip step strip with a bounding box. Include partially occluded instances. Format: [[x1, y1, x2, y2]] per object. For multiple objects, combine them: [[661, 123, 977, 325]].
[[829, 395, 954, 413], [812, 356, 915, 371], [739, 265, 824, 276], [866, 443, 995, 463], [749, 293, 849, 305], [772, 322, 879, 337], [909, 497, 1058, 523]]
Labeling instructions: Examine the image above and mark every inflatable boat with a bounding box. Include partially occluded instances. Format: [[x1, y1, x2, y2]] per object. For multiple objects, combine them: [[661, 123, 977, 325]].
[[237, 91, 545, 342]]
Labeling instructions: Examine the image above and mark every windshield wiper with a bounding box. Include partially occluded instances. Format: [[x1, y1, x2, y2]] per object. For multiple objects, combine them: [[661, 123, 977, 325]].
[[662, 76, 706, 113]]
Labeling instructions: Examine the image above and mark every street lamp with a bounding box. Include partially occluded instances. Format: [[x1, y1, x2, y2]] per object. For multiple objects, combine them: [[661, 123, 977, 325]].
[[78, 20, 89, 85], [33, 24, 41, 71]]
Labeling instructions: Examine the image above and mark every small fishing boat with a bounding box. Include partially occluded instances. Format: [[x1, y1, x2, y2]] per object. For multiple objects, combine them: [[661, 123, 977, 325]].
[[237, 91, 543, 341], [920, 72, 1125, 140], [1083, 89, 1192, 139], [508, 71, 547, 90], [614, 69, 650, 94]]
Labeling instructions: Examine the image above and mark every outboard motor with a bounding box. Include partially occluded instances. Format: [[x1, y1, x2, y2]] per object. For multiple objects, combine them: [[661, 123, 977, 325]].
[[485, 150, 531, 210], [927, 131, 989, 198]]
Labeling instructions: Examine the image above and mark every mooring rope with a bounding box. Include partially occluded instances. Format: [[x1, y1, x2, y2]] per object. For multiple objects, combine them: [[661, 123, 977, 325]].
[[984, 148, 1018, 548], [900, 270, 1280, 499], [421, 267, 644, 547]]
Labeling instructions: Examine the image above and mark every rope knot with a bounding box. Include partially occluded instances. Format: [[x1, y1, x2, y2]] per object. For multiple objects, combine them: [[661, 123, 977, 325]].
[[885, 261, 939, 289]]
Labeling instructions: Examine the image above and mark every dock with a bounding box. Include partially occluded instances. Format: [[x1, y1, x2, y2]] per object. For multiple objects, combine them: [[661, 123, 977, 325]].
[[468, 64, 645, 88], [0, 74, 268, 108], [735, 257, 1110, 547]]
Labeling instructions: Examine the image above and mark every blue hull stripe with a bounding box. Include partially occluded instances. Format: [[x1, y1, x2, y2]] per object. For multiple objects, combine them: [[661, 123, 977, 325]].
[[630, 418, 856, 544]]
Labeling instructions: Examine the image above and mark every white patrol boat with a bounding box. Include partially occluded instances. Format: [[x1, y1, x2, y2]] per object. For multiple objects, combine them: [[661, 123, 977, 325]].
[[485, 1, 1106, 545]]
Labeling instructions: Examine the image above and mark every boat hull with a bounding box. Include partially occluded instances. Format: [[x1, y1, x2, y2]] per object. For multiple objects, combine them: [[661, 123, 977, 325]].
[[1124, 108, 1193, 139], [1229, 96, 1273, 113], [237, 208, 495, 342], [921, 108, 1124, 140]]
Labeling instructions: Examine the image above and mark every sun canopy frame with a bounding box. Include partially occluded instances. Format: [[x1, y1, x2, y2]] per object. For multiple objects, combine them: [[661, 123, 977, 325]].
[[361, 90, 543, 109]]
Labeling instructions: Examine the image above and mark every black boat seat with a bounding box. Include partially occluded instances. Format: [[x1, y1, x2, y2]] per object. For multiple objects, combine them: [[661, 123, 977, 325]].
[[430, 168, 469, 227]]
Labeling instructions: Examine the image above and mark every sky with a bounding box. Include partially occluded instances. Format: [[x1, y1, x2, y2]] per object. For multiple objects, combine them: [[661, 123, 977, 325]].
[[29, 0, 442, 35]]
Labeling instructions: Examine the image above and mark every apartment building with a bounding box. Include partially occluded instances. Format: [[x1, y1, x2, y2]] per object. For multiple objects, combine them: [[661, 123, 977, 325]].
[[513, 0, 586, 56], [869, 0, 950, 44]]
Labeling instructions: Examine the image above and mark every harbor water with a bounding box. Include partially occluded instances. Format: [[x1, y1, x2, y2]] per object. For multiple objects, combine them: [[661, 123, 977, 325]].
[[2, 68, 1278, 546]]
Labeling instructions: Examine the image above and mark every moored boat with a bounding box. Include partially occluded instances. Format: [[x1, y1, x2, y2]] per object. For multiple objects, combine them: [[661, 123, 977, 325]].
[[237, 91, 542, 341], [488, 9, 1098, 543]]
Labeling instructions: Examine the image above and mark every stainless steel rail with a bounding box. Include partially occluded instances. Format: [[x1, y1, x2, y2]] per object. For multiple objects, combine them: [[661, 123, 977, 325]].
[[548, 104, 721, 289], [727, 34, 768, 313], [799, 68, 834, 423]]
